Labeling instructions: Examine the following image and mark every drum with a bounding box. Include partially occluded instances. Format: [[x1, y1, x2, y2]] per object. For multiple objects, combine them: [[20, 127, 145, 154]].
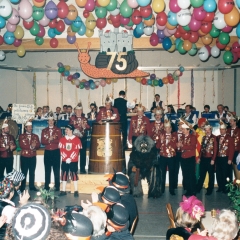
[[0, 119, 19, 139], [89, 122, 124, 173]]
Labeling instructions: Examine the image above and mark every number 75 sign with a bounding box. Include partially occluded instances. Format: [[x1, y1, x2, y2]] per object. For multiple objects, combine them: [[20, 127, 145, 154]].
[[106, 52, 127, 71]]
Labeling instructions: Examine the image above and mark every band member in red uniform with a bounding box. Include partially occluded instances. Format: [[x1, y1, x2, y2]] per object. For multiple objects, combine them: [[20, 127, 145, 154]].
[[59, 124, 81, 197], [96, 95, 120, 124], [156, 119, 177, 195], [177, 119, 197, 196], [0, 118, 16, 179], [227, 114, 240, 180], [216, 120, 234, 193], [196, 123, 217, 195], [128, 103, 151, 145], [69, 102, 90, 174], [41, 112, 62, 191], [19, 120, 40, 192], [150, 107, 164, 142]]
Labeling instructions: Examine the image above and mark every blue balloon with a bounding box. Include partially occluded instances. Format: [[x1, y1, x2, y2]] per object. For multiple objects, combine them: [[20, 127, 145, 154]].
[[179, 66, 185, 72], [136, 0, 151, 7], [147, 79, 152, 85], [89, 79, 94, 84], [237, 0, 240, 8], [135, 22, 144, 35], [64, 70, 70, 76], [48, 28, 56, 38], [158, 37, 164, 43], [64, 18, 72, 25], [157, 29, 165, 38], [0, 16, 6, 28], [167, 11, 178, 26], [73, 16, 82, 28], [75, 72, 80, 78], [10, 0, 19, 3], [54, 28, 61, 35], [203, 0, 216, 13], [236, 24, 240, 38], [133, 28, 142, 38], [78, 23, 86, 36], [175, 38, 181, 48], [144, 14, 152, 20], [3, 31, 15, 45], [90, 82, 96, 90], [162, 37, 172, 51], [158, 79, 163, 87]]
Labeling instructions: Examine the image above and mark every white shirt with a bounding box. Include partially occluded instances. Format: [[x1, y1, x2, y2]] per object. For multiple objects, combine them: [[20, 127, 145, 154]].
[[183, 112, 197, 125], [155, 100, 165, 110], [110, 96, 135, 109], [215, 111, 230, 122]]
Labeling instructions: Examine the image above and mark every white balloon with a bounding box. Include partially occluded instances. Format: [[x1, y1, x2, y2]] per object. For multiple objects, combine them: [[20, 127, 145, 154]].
[[74, 79, 80, 86], [143, 25, 154, 36], [0, 51, 6, 61], [177, 0, 190, 9], [0, 0, 12, 18], [213, 12, 226, 30], [39, 14, 50, 27], [211, 45, 220, 58], [18, 0, 33, 20], [177, 9, 191, 26], [110, 2, 120, 16], [198, 46, 209, 61]]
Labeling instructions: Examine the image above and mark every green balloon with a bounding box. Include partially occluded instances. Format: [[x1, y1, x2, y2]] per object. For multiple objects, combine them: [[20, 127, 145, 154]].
[[209, 24, 220, 38], [154, 79, 158, 86], [188, 43, 198, 56], [80, 82, 84, 89], [127, 18, 134, 27], [95, 6, 107, 18], [183, 25, 190, 31], [223, 51, 233, 65], [219, 32, 230, 45], [30, 21, 40, 36], [35, 36, 44, 45], [190, 0, 204, 8], [32, 6, 44, 21], [120, 0, 133, 18], [54, 28, 61, 35], [71, 24, 80, 32], [178, 41, 187, 55], [173, 74, 179, 81], [106, 0, 117, 11], [58, 67, 65, 73]]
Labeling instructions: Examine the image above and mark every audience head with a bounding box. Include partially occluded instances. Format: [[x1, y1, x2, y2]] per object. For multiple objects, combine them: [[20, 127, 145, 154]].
[[7, 104, 12, 112], [98, 186, 121, 206], [154, 107, 163, 121], [136, 103, 145, 117], [177, 121, 183, 132], [224, 106, 229, 112], [185, 105, 192, 114], [83, 205, 107, 237], [119, 90, 126, 97], [65, 124, 74, 137], [164, 118, 172, 133], [229, 113, 237, 128], [56, 107, 61, 114], [105, 96, 112, 110], [36, 107, 43, 114], [90, 102, 97, 111], [211, 209, 238, 240], [108, 172, 130, 195], [43, 106, 48, 114], [204, 105, 210, 113], [217, 104, 224, 113], [154, 94, 160, 101], [204, 123, 212, 135], [5, 169, 25, 188], [47, 112, 55, 126], [67, 105, 73, 114], [75, 102, 83, 117], [197, 118, 207, 129], [1, 117, 9, 133], [25, 120, 33, 133], [63, 105, 68, 113], [167, 105, 175, 114]]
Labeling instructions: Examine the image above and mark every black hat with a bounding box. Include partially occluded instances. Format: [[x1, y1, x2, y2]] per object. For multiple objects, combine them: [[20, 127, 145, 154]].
[[65, 124, 74, 131], [109, 172, 130, 194], [98, 186, 121, 204], [12, 203, 51, 240], [107, 203, 129, 228]]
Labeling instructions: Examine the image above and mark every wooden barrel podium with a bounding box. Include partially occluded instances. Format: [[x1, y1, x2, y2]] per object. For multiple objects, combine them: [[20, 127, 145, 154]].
[[89, 122, 124, 173]]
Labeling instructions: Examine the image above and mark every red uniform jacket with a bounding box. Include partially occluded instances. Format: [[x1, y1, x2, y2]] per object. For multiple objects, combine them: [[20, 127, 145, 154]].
[[156, 132, 177, 157], [217, 134, 234, 161], [227, 127, 240, 152], [0, 133, 16, 158], [19, 133, 40, 157], [200, 134, 218, 161], [59, 135, 82, 162], [150, 121, 164, 142], [96, 107, 120, 122], [181, 134, 197, 159], [41, 126, 62, 150], [128, 116, 151, 141], [69, 115, 90, 138]]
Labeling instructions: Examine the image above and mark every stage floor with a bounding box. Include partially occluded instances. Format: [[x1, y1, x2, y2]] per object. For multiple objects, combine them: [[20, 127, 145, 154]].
[[29, 186, 231, 240]]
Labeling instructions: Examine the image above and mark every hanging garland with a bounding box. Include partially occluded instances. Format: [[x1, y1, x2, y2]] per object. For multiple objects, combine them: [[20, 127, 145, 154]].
[[191, 69, 194, 106], [47, 72, 49, 106], [60, 74, 63, 108], [178, 76, 180, 109], [212, 70, 215, 104], [33, 72, 37, 111], [125, 78, 127, 97], [166, 69, 169, 106], [222, 70, 225, 105], [203, 70, 206, 106]]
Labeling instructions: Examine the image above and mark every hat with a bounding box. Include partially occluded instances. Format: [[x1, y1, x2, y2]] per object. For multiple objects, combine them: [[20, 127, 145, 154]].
[[5, 169, 25, 186], [90, 102, 97, 108], [154, 106, 163, 115], [108, 172, 130, 194], [98, 186, 121, 204], [107, 203, 129, 229], [25, 118, 33, 126], [12, 203, 51, 240], [0, 179, 14, 199], [164, 116, 171, 128], [1, 117, 8, 129], [204, 121, 212, 129], [219, 119, 227, 129], [179, 118, 192, 129], [47, 111, 54, 120], [197, 117, 206, 128], [75, 101, 83, 110], [65, 124, 74, 131], [105, 95, 112, 104], [228, 111, 238, 121], [136, 102, 145, 112]]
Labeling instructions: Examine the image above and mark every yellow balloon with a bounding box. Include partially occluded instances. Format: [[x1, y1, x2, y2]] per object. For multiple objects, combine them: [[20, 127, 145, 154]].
[[65, 65, 71, 71], [75, 0, 87, 7], [136, 77, 141, 82], [71, 80, 75, 85], [106, 78, 112, 84], [224, 6, 240, 27], [14, 26, 24, 39], [85, 28, 94, 37], [67, 4, 78, 21], [32, 0, 45, 7], [98, 0, 110, 7], [168, 43, 176, 52], [152, 0, 165, 13], [112, 78, 118, 83], [144, 14, 155, 26], [17, 45, 25, 57], [85, 13, 96, 30]]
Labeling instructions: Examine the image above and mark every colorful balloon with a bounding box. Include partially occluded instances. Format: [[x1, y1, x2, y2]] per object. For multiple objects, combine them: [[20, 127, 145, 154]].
[[85, 0, 95, 12], [218, 0, 234, 14], [8, 9, 20, 25], [203, 0, 216, 13], [76, 0, 87, 7], [0, 0, 12, 18], [137, 0, 151, 7], [169, 0, 180, 13], [17, 45, 26, 57], [177, 9, 191, 26], [120, 0, 133, 18], [45, 1, 58, 19], [14, 25, 24, 39], [107, 0, 118, 11], [224, 6, 240, 27], [198, 46, 209, 61], [190, 0, 204, 8], [57, 1, 69, 18], [3, 31, 15, 44], [67, 4, 78, 21], [211, 45, 220, 57], [152, 0, 164, 13], [223, 51, 233, 64], [32, 6, 44, 21], [213, 12, 226, 29], [30, 21, 40, 36]]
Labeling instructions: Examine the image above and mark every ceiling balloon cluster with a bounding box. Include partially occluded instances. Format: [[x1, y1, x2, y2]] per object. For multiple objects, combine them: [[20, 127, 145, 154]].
[[0, 0, 240, 64]]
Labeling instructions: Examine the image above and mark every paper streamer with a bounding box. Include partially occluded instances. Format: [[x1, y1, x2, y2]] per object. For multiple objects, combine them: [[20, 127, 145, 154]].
[[212, 70, 215, 104], [47, 72, 49, 106], [125, 78, 127, 98], [191, 69, 194, 106], [203, 70, 206, 106], [33, 72, 37, 111], [166, 69, 169, 106], [112, 81, 114, 99], [222, 70, 224, 105], [60, 75, 63, 108], [178, 77, 180, 109]]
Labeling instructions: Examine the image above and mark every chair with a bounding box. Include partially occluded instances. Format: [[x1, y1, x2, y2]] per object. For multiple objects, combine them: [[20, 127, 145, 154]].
[[130, 216, 138, 235], [166, 203, 176, 229]]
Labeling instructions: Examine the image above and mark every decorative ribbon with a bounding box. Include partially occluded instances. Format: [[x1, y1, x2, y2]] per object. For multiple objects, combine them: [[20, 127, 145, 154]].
[[88, 89, 90, 108], [47, 72, 49, 106], [75, 86, 78, 107], [125, 78, 127, 98], [212, 70, 215, 104], [222, 70, 224, 104], [112, 81, 114, 99], [178, 76, 180, 109], [166, 69, 169, 106], [33, 72, 37, 111], [140, 83, 142, 102], [60, 75, 63, 108], [203, 70, 206, 106], [191, 69, 194, 106], [102, 85, 104, 106], [153, 69, 155, 96]]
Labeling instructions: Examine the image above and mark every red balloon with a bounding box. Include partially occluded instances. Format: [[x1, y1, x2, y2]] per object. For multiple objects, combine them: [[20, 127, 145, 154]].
[[96, 18, 107, 29], [83, 10, 90, 18], [156, 12, 167, 26], [218, 0, 234, 14], [37, 24, 45, 37], [205, 45, 211, 54], [56, 20, 65, 32], [174, 29, 182, 38], [61, 72, 65, 76], [168, 78, 174, 84], [23, 20, 34, 30], [50, 38, 58, 48], [67, 75, 73, 81], [237, 51, 240, 58], [216, 39, 226, 50], [150, 33, 158, 46], [110, 14, 120, 23], [178, 25, 186, 34], [189, 31, 199, 43], [140, 5, 152, 18], [203, 12, 215, 22], [112, 20, 121, 28], [13, 39, 22, 47], [182, 32, 190, 40], [232, 41, 240, 53], [222, 25, 233, 33], [200, 21, 212, 34], [132, 10, 142, 25], [57, 1, 69, 19], [0, 35, 3, 45], [141, 78, 147, 85], [49, 19, 58, 28], [232, 51, 238, 63]]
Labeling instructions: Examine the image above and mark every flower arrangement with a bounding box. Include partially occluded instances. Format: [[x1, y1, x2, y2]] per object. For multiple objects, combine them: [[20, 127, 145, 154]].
[[226, 178, 240, 222]]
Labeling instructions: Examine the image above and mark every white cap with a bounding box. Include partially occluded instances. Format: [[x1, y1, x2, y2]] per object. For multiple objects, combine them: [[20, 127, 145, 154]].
[[25, 121, 32, 126], [164, 119, 171, 128], [179, 118, 192, 129], [47, 111, 54, 120], [75, 101, 83, 110], [219, 119, 226, 129], [105, 95, 112, 104], [2, 117, 8, 129]]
